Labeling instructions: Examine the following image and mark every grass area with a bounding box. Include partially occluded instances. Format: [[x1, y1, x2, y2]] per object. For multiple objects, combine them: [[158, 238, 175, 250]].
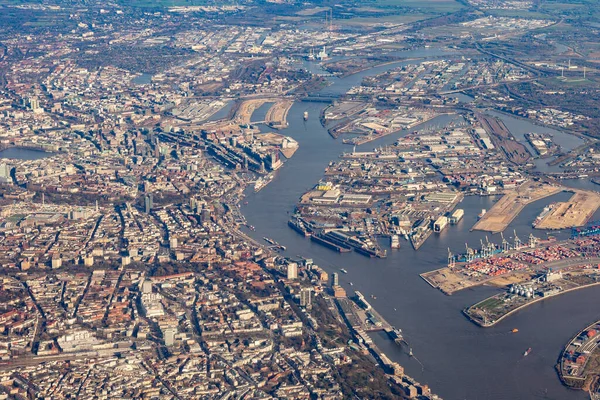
[[486, 9, 553, 19], [475, 296, 504, 310], [336, 14, 430, 25], [371, 0, 464, 12], [115, 0, 227, 7]]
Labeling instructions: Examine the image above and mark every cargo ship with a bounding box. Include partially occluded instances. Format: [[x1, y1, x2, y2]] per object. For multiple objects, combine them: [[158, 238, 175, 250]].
[[310, 233, 352, 253], [390, 235, 400, 249], [532, 203, 555, 228], [388, 327, 403, 344], [477, 209, 486, 220], [288, 217, 312, 237]]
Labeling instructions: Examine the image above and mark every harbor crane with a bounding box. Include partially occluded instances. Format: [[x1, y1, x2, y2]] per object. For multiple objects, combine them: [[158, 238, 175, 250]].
[[514, 230, 522, 250], [501, 232, 510, 252], [447, 247, 455, 268]]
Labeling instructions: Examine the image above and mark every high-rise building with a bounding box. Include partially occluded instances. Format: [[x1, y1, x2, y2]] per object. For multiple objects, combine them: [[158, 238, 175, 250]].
[[287, 263, 298, 280], [0, 163, 10, 184], [300, 288, 312, 307], [165, 328, 176, 346], [144, 194, 153, 214], [201, 207, 211, 224], [332, 272, 339, 287], [28, 97, 40, 111]]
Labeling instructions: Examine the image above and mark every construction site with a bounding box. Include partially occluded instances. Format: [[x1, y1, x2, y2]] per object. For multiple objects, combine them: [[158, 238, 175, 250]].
[[534, 190, 600, 230], [199, 97, 294, 133], [472, 181, 563, 234]]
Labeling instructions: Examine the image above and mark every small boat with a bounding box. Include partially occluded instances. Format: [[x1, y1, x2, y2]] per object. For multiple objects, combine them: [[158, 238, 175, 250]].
[[303, 111, 309, 121], [512, 328, 519, 333], [523, 347, 532, 356], [371, 295, 377, 300], [349, 282, 354, 286], [409, 348, 413, 357], [340, 268, 348, 274]]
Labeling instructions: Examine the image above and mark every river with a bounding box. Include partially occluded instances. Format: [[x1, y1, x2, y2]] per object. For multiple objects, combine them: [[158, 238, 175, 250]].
[[240, 52, 600, 399]]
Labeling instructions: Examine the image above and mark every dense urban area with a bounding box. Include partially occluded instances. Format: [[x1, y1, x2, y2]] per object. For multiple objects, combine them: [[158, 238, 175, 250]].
[[2, 0, 600, 398]]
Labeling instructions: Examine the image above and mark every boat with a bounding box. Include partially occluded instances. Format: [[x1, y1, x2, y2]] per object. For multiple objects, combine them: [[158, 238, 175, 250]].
[[390, 234, 400, 249], [288, 217, 311, 237], [303, 111, 309, 121], [263, 237, 276, 245], [533, 203, 555, 227], [349, 282, 354, 286], [254, 178, 265, 192], [523, 347, 532, 356], [409, 348, 413, 357], [477, 209, 487, 220], [388, 327, 403, 343], [340, 268, 348, 274], [254, 173, 274, 193], [511, 328, 519, 333]]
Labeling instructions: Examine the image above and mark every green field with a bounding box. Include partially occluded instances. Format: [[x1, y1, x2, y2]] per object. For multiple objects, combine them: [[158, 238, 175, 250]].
[[371, 0, 464, 12]]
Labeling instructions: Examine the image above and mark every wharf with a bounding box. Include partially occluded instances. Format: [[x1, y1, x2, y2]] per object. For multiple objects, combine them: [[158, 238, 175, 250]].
[[535, 190, 600, 230], [472, 181, 563, 234], [464, 264, 600, 327], [410, 228, 432, 250], [557, 319, 600, 389]]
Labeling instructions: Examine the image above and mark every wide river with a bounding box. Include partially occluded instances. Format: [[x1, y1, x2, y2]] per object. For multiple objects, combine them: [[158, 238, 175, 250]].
[[240, 52, 600, 400]]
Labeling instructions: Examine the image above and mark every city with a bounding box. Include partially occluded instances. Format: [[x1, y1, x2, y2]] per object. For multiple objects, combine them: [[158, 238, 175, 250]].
[[1, 0, 600, 398]]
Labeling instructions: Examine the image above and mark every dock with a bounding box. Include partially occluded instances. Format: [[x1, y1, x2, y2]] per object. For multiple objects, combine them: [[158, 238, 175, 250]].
[[535, 190, 600, 230], [472, 181, 563, 233]]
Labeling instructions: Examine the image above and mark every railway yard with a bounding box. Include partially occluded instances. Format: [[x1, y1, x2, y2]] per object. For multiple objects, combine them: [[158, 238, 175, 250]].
[[476, 113, 531, 165]]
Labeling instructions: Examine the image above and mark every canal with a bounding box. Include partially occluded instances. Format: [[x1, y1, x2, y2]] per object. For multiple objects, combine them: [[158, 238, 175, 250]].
[[240, 52, 600, 399]]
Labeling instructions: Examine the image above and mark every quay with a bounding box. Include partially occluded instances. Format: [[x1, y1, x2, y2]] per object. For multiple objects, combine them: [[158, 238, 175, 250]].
[[463, 264, 600, 327], [471, 181, 563, 234], [557, 319, 600, 390]]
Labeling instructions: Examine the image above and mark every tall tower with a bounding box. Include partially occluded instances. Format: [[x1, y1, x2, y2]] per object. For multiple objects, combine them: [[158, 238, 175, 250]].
[[332, 272, 339, 286], [300, 288, 312, 308], [287, 263, 298, 280], [144, 194, 153, 214]]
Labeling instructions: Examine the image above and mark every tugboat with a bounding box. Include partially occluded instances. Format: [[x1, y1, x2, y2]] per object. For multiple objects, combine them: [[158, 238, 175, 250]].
[[523, 347, 532, 356]]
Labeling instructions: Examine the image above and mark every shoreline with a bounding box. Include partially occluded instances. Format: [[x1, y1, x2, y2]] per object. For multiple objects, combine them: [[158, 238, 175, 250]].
[[556, 319, 600, 390], [465, 280, 600, 328]]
